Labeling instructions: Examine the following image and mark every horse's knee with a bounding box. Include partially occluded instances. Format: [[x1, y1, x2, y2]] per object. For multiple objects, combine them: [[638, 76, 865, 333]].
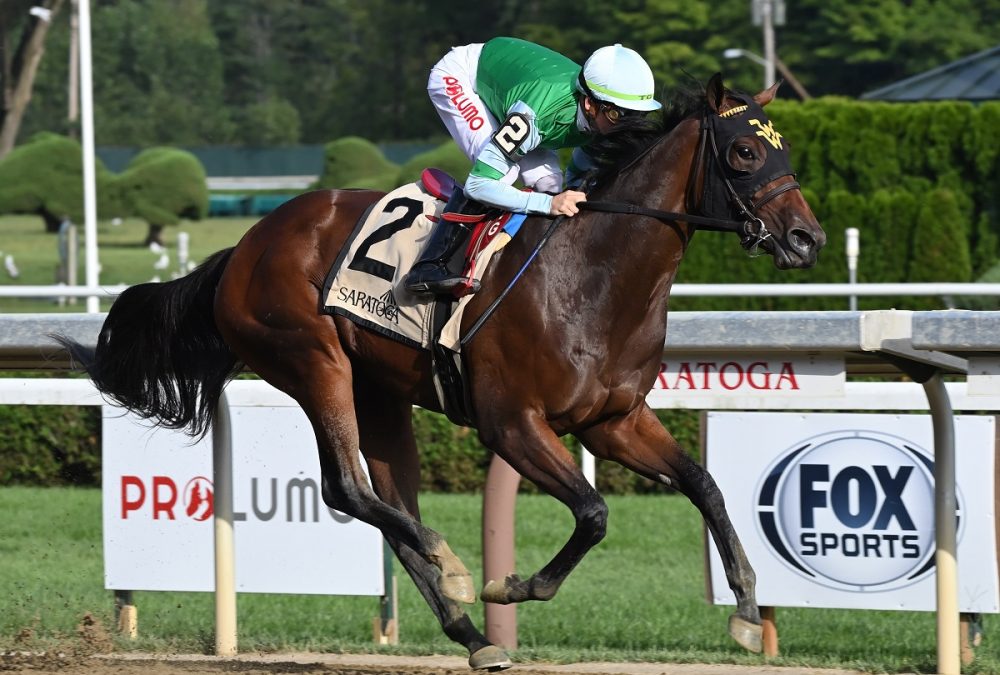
[[578, 497, 609, 546]]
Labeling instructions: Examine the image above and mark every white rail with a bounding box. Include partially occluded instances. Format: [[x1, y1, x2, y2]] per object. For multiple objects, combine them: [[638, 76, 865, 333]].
[[670, 283, 1000, 297], [1, 282, 1000, 300]]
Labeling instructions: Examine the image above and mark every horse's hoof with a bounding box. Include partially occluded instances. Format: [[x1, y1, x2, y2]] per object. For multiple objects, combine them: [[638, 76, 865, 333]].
[[729, 614, 763, 653], [469, 645, 513, 671], [480, 578, 512, 604], [441, 570, 476, 604]]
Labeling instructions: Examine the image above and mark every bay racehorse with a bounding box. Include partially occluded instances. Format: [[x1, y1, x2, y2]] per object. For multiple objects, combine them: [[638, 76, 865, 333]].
[[56, 74, 824, 670]]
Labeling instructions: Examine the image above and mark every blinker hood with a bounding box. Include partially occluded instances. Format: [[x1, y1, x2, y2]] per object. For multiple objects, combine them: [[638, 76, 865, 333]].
[[701, 96, 795, 218]]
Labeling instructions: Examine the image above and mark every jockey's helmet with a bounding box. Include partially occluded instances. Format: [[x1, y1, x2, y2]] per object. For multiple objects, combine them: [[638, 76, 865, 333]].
[[578, 44, 661, 112]]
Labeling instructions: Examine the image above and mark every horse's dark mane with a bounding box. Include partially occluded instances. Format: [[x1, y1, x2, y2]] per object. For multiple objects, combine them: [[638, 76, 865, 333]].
[[585, 85, 706, 187]]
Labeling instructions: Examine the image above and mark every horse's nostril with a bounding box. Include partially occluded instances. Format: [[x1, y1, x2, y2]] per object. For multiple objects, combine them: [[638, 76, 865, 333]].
[[789, 228, 815, 252]]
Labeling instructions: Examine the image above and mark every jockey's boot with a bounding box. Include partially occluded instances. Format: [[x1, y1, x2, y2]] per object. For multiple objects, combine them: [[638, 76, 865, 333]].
[[404, 191, 485, 296]]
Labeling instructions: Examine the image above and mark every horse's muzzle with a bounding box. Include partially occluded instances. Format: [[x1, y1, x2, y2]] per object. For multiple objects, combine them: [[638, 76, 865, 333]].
[[779, 218, 826, 269]]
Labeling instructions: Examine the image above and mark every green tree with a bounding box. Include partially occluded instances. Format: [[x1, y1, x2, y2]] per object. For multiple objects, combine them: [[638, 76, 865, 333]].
[[89, 0, 233, 145], [780, 0, 999, 98], [0, 0, 66, 156], [237, 97, 301, 145]]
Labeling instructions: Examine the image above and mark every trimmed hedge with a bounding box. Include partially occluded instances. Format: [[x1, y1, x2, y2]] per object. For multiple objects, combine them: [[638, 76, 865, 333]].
[[115, 147, 209, 225], [0, 134, 208, 237], [314, 136, 400, 191], [395, 141, 472, 187], [0, 400, 699, 494], [0, 133, 120, 231], [0, 404, 100, 486], [314, 137, 472, 194]]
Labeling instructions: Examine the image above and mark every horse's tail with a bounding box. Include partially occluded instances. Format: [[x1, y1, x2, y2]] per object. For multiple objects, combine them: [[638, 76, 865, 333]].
[[53, 248, 242, 438]]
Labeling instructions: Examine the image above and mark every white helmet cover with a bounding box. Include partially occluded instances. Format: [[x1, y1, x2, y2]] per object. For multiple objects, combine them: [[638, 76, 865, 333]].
[[580, 44, 661, 112]]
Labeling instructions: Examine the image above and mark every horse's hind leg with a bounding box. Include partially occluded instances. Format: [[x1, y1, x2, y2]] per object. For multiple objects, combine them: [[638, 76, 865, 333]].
[[354, 383, 511, 672], [228, 324, 475, 606], [578, 403, 762, 654], [475, 410, 608, 605]]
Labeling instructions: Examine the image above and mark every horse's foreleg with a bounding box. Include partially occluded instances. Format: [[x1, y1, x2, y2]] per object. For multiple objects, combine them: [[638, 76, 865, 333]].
[[579, 404, 762, 654], [355, 385, 509, 671], [477, 411, 608, 605]]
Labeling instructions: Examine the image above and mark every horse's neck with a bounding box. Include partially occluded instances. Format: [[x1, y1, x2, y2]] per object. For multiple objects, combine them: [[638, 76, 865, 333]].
[[599, 118, 699, 212], [581, 121, 699, 293]]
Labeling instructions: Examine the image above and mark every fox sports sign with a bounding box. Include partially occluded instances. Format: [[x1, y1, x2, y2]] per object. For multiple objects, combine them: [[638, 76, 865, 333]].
[[755, 430, 943, 592]]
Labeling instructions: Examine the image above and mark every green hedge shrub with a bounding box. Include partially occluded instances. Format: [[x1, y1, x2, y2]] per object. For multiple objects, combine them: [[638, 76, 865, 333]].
[[0, 405, 100, 486], [314, 136, 400, 190], [0, 134, 209, 242], [113, 147, 208, 243], [395, 140, 472, 187], [0, 133, 120, 231], [1, 402, 696, 495]]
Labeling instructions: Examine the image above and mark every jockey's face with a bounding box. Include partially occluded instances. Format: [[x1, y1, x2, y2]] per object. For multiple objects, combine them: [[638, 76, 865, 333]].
[[583, 96, 619, 135]]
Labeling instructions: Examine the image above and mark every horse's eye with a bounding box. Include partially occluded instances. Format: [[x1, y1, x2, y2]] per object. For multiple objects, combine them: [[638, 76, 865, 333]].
[[737, 146, 754, 160]]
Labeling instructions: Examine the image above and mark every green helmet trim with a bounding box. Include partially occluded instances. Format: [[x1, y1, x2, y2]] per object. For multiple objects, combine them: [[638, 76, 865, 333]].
[[585, 79, 656, 102]]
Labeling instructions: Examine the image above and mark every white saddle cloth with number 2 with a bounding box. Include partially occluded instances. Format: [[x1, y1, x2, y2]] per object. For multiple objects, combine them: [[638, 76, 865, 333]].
[[322, 181, 512, 350]]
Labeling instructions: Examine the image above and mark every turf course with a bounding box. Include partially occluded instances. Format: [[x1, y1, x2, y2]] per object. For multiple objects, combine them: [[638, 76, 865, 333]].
[[1, 487, 994, 672], [0, 214, 257, 313]]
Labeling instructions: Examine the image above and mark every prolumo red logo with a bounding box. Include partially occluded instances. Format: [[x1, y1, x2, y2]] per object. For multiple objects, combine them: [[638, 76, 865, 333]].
[[184, 477, 214, 521], [120, 475, 214, 521]]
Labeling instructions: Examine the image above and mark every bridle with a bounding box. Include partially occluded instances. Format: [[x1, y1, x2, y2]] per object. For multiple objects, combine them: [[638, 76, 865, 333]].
[[579, 100, 800, 255]]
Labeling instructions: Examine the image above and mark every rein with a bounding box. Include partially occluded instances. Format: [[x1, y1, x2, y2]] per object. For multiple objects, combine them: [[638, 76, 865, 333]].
[[578, 200, 745, 233]]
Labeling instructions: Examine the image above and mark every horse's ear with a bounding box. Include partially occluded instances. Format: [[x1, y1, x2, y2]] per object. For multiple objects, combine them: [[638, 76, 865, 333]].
[[706, 73, 725, 113], [754, 80, 782, 107]]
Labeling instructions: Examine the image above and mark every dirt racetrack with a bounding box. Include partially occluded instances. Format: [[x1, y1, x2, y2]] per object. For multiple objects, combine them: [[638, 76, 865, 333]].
[[0, 652, 871, 675]]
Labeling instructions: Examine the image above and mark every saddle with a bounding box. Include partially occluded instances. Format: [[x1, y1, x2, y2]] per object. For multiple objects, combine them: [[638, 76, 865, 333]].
[[420, 168, 521, 298]]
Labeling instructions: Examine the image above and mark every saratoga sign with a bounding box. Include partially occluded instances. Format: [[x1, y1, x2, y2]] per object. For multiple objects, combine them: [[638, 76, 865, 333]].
[[647, 353, 844, 407]]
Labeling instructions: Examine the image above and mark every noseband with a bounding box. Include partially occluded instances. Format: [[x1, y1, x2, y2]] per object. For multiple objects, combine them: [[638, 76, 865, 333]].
[[579, 99, 799, 254]]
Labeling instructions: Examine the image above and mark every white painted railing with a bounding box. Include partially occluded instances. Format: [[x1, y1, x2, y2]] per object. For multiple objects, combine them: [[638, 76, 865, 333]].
[[1, 282, 1000, 300]]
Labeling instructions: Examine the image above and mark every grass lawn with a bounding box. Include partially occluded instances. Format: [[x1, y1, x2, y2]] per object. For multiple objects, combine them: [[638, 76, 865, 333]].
[[0, 487, 995, 673], [0, 214, 258, 313]]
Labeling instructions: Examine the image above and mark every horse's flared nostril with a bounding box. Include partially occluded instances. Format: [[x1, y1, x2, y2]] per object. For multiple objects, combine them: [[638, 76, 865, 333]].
[[789, 228, 818, 255]]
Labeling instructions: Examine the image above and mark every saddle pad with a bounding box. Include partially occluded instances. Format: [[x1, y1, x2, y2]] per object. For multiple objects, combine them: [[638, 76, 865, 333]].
[[324, 182, 442, 349], [323, 181, 516, 351]]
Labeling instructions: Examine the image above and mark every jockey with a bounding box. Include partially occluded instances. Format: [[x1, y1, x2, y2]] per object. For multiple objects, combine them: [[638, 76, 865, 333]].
[[404, 37, 662, 296]]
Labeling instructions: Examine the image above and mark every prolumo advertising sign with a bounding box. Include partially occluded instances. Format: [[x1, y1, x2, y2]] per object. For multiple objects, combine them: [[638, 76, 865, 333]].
[[704, 412, 998, 612], [103, 405, 384, 596]]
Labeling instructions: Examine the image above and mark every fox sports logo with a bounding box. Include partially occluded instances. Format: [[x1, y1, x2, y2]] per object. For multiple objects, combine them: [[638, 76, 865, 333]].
[[755, 430, 960, 592]]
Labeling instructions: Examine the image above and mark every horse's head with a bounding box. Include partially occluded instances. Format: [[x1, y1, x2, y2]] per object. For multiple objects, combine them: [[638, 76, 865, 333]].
[[697, 73, 826, 269]]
